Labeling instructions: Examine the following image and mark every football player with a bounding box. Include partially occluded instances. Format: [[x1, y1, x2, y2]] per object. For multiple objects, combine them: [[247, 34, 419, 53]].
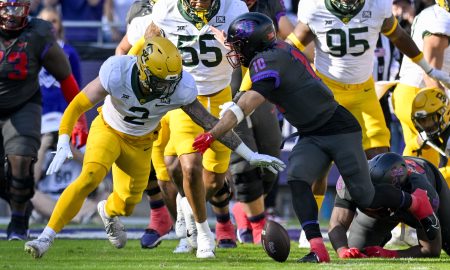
[[329, 152, 449, 259], [136, 0, 249, 256], [228, 0, 291, 245], [412, 87, 450, 186], [194, 12, 439, 263], [0, 0, 87, 240], [285, 0, 450, 246], [393, 0, 450, 165], [23, 36, 285, 259]]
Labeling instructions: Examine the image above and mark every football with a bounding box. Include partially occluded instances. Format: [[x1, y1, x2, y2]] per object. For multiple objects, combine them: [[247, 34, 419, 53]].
[[261, 220, 290, 262]]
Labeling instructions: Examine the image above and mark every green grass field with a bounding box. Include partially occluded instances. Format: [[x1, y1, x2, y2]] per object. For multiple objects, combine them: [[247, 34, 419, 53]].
[[2, 239, 450, 270]]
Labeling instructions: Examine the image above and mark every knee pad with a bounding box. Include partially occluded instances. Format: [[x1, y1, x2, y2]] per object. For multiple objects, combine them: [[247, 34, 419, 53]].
[[209, 180, 233, 208], [5, 157, 35, 204], [234, 169, 263, 203]]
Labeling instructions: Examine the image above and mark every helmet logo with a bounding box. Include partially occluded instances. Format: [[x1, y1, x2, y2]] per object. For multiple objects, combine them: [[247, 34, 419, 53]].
[[390, 166, 405, 186], [235, 20, 256, 38]]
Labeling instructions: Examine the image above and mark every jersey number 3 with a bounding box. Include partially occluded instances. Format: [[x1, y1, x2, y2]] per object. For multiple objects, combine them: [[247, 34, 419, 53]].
[[326, 27, 369, 57], [0, 50, 28, 79]]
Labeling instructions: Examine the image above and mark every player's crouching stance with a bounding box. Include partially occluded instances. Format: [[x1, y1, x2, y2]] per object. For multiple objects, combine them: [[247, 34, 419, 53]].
[[24, 36, 285, 259]]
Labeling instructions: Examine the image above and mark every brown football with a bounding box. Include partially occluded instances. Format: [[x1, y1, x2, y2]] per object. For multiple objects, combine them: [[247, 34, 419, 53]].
[[261, 220, 290, 262]]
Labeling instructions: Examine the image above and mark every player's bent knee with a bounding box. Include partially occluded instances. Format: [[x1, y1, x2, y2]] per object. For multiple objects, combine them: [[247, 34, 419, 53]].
[[5, 158, 35, 203], [234, 170, 263, 203]]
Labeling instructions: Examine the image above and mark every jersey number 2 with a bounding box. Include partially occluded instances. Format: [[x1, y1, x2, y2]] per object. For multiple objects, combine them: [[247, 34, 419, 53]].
[[124, 107, 149, 126], [326, 27, 369, 57]]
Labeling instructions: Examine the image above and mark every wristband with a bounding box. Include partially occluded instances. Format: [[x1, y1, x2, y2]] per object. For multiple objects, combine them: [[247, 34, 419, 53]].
[[287, 33, 305, 51], [228, 103, 245, 123], [416, 54, 433, 74]]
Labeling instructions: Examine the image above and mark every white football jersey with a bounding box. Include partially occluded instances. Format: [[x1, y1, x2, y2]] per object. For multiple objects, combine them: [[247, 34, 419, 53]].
[[399, 5, 450, 88], [151, 0, 248, 95], [127, 14, 153, 46], [99, 55, 198, 136], [298, 0, 392, 84]]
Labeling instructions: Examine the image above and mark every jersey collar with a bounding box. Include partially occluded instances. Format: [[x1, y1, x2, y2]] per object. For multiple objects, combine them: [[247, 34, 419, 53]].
[[324, 0, 364, 24], [177, 0, 220, 30]]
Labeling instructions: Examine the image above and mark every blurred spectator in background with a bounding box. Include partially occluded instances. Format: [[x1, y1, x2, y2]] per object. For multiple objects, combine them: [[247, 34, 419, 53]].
[[43, 0, 114, 43], [115, 0, 153, 55], [102, 0, 133, 42], [30, 0, 44, 17]]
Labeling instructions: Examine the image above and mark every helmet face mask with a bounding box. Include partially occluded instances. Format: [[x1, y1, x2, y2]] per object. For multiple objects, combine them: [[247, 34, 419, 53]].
[[0, 0, 30, 31], [137, 37, 182, 99], [412, 87, 450, 138], [436, 0, 450, 12], [226, 12, 276, 68], [368, 152, 408, 188], [330, 0, 365, 14]]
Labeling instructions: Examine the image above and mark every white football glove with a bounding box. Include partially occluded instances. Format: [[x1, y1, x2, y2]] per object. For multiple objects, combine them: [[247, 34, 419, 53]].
[[427, 68, 450, 89], [218, 101, 236, 119], [46, 134, 73, 175], [248, 152, 287, 174], [235, 143, 286, 174]]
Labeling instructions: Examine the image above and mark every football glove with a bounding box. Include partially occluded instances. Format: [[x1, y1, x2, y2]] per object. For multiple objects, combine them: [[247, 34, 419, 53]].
[[193, 132, 215, 154], [337, 247, 367, 259], [363, 246, 398, 258], [46, 134, 73, 175], [71, 114, 88, 148]]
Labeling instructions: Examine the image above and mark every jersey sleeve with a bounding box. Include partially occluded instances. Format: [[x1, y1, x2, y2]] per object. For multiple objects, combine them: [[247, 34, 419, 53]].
[[127, 15, 152, 45], [378, 0, 393, 19], [425, 6, 450, 36], [177, 71, 199, 105], [98, 56, 126, 96], [297, 0, 315, 24], [273, 0, 287, 24], [150, 0, 168, 28]]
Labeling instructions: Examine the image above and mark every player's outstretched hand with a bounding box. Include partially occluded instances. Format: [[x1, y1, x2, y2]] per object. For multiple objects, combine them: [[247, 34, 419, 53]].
[[46, 134, 73, 175], [363, 246, 398, 258], [337, 247, 367, 259], [248, 152, 286, 174]]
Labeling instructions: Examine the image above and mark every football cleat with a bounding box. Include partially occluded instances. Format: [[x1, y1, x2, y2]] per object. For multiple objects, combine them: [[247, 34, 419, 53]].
[[237, 228, 253, 244], [216, 220, 237, 248], [173, 237, 194, 254], [297, 252, 320, 263], [7, 216, 30, 241], [97, 200, 127, 248], [24, 237, 53, 259], [196, 232, 216, 259], [140, 229, 164, 249]]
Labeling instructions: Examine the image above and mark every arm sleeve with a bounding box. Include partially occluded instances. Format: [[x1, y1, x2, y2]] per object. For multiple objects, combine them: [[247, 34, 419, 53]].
[[59, 92, 94, 135]]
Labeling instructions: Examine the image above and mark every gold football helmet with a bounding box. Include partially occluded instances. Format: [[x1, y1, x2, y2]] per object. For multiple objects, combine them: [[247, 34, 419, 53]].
[[137, 36, 182, 98], [436, 0, 450, 12], [411, 87, 450, 137]]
